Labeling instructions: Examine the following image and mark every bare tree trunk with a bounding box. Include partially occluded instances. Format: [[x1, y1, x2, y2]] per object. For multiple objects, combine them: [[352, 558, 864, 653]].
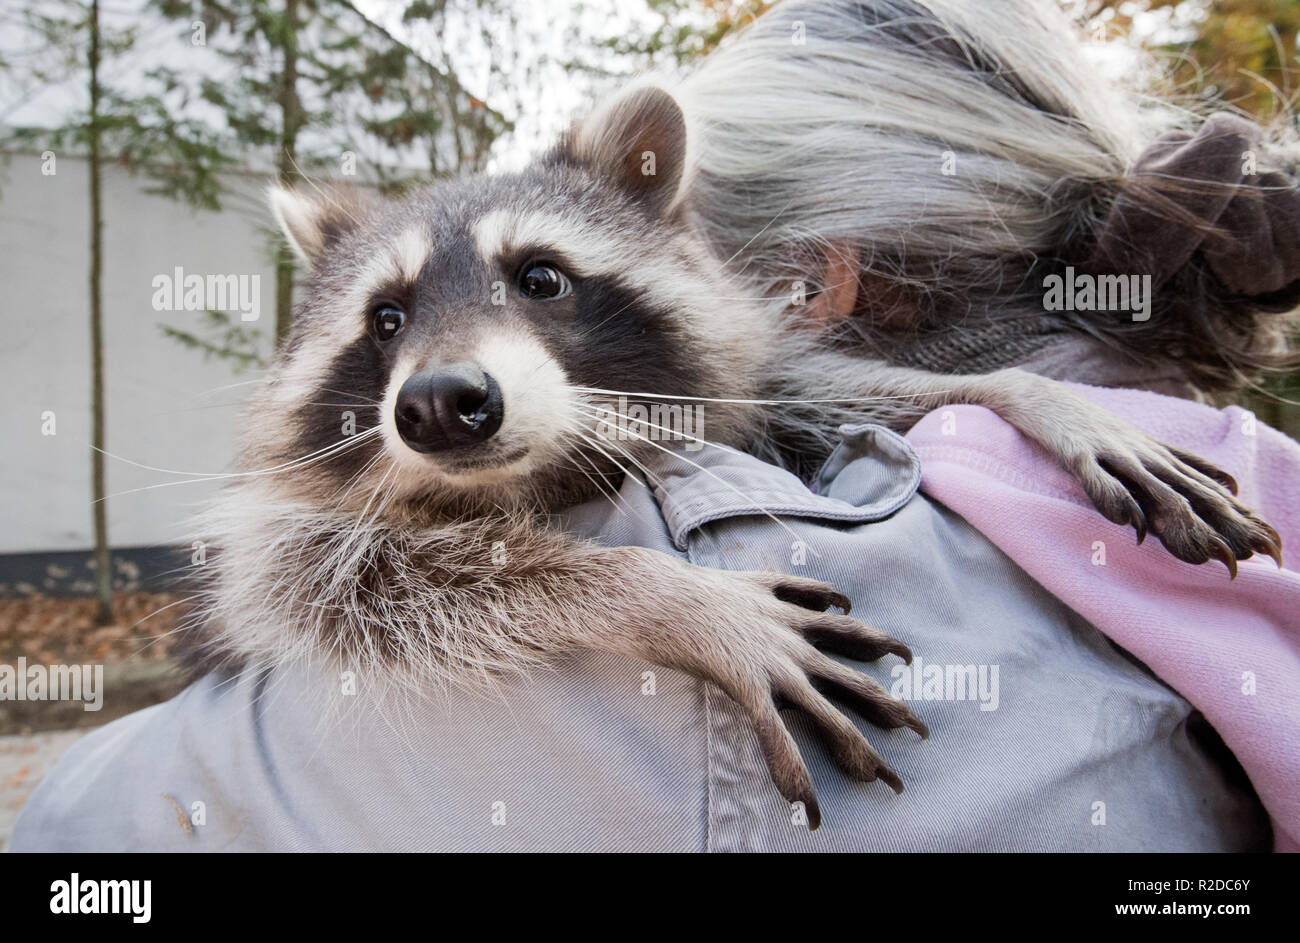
[[88, 0, 112, 625], [274, 0, 302, 346]]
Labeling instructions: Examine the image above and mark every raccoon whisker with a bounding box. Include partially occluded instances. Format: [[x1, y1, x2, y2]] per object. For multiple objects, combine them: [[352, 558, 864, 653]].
[[563, 402, 655, 467], [301, 402, 388, 409], [127, 623, 191, 659], [562, 429, 658, 528], [159, 400, 272, 414], [577, 412, 820, 557], [332, 464, 384, 514], [246, 426, 385, 475], [332, 449, 389, 509], [99, 476, 243, 503], [121, 595, 198, 658], [314, 388, 384, 406], [572, 405, 678, 464], [142, 557, 222, 589], [573, 401, 747, 461], [556, 447, 622, 514], [186, 378, 266, 399], [379, 468, 402, 521], [349, 462, 399, 547], [124, 592, 194, 627], [95, 425, 382, 481], [164, 401, 381, 414], [592, 429, 808, 555], [95, 428, 385, 501], [573, 432, 662, 499], [571, 428, 659, 489], [571, 406, 731, 510], [561, 432, 621, 492], [569, 386, 954, 407], [571, 432, 671, 531]]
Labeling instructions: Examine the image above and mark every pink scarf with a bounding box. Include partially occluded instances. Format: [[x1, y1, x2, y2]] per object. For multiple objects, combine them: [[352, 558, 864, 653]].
[[906, 384, 1300, 851]]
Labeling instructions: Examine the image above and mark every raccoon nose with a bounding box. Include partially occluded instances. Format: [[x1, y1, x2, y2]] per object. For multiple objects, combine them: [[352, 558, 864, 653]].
[[394, 363, 504, 453]]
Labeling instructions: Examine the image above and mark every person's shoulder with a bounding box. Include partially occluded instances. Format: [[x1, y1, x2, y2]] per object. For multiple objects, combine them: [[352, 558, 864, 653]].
[[11, 672, 271, 852], [12, 700, 176, 851]]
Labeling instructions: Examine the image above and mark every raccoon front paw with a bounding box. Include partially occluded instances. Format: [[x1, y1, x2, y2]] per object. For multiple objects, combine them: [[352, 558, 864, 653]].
[[700, 571, 926, 830], [1075, 435, 1282, 576]]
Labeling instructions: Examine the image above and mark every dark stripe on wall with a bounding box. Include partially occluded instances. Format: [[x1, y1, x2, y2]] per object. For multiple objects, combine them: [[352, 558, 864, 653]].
[[0, 546, 196, 598]]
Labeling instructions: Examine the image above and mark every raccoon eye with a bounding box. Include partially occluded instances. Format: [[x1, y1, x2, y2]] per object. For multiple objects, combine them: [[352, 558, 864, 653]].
[[372, 305, 405, 341], [518, 263, 570, 300]]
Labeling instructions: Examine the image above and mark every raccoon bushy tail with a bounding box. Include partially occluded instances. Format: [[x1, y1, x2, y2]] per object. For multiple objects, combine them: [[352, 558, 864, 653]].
[[675, 0, 1300, 392]]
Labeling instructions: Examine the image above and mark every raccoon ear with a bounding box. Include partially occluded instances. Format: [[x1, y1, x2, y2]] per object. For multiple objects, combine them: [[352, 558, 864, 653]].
[[572, 85, 687, 217], [268, 184, 369, 267]]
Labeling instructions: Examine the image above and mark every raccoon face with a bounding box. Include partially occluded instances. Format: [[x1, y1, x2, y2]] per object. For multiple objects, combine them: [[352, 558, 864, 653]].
[[249, 87, 763, 516]]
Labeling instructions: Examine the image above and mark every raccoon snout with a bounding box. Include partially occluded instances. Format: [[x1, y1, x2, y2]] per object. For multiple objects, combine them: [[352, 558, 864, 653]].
[[394, 363, 504, 454]]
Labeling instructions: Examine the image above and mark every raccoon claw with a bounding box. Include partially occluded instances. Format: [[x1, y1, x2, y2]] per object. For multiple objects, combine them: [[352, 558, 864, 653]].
[[1126, 499, 1148, 545], [1254, 532, 1284, 569], [801, 611, 914, 664], [772, 578, 853, 615], [765, 574, 909, 662], [1206, 536, 1237, 579], [1082, 440, 1283, 575], [1167, 444, 1240, 495], [710, 570, 924, 830]]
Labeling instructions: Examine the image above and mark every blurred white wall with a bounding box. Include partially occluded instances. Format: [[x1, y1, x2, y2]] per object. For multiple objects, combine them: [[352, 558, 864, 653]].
[[0, 153, 278, 553]]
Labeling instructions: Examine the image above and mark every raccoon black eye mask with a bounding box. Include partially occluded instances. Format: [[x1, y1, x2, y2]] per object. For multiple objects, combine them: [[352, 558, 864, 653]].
[[186, 84, 1281, 830]]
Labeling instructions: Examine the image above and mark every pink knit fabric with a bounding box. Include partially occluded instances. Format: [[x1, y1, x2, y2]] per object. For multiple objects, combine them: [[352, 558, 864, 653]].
[[906, 384, 1300, 851]]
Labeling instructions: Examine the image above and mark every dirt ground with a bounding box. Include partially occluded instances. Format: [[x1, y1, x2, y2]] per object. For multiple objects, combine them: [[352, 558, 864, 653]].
[[0, 593, 190, 735], [0, 593, 196, 848], [0, 728, 94, 852], [0, 592, 185, 664]]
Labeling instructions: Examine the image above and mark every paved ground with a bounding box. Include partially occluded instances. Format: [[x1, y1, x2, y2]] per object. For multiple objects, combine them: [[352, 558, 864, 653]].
[[0, 728, 94, 852]]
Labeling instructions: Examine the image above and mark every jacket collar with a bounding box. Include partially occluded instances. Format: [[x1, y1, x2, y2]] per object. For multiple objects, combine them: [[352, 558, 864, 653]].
[[641, 423, 920, 551]]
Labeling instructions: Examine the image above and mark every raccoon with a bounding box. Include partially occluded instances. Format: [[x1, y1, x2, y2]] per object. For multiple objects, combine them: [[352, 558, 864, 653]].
[[187, 82, 1280, 829]]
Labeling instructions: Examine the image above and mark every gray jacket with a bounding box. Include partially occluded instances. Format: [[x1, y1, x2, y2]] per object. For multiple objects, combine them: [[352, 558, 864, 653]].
[[12, 424, 1268, 851]]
